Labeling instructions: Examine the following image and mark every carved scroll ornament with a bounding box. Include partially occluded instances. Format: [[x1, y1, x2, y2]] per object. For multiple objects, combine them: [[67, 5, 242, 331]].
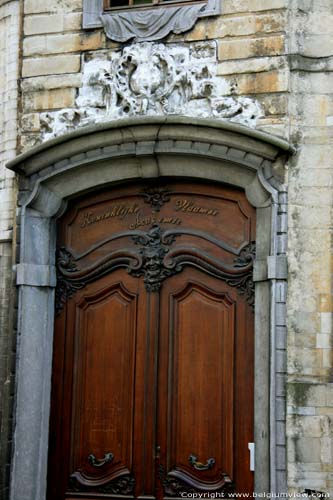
[[68, 454, 135, 495], [68, 473, 135, 495], [55, 226, 255, 313], [158, 463, 235, 496]]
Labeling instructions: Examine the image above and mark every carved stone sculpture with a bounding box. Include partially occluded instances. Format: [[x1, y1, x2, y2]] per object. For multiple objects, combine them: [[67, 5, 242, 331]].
[[41, 42, 263, 141], [100, 4, 205, 43]]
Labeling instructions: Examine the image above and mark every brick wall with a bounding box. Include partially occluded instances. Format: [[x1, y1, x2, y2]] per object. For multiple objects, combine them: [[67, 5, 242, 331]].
[[0, 0, 20, 498]]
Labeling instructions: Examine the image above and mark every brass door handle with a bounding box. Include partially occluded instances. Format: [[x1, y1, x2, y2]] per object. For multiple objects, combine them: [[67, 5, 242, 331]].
[[88, 452, 114, 468], [188, 454, 215, 471]]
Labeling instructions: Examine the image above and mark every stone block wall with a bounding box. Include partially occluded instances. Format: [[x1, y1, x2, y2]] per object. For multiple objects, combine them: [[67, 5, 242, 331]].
[[287, 0, 333, 494], [0, 0, 20, 498], [19, 0, 289, 150]]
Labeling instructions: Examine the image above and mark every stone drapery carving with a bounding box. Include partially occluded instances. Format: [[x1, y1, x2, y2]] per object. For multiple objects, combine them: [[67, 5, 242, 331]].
[[83, 0, 219, 41], [41, 42, 263, 141], [100, 4, 204, 43]]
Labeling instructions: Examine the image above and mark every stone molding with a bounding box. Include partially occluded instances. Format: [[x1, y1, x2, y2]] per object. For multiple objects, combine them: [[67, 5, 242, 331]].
[[9, 116, 292, 176], [290, 54, 333, 73], [7, 117, 291, 500]]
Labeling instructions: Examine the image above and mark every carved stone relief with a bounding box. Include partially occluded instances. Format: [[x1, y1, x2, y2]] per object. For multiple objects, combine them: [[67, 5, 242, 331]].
[[84, 0, 220, 42], [40, 42, 263, 141], [100, 3, 205, 43]]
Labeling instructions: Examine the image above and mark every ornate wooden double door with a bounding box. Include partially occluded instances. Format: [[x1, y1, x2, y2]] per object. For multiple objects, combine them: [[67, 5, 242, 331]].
[[48, 180, 255, 500]]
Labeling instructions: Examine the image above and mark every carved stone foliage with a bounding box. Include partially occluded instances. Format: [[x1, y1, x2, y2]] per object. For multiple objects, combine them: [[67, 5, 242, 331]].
[[68, 474, 135, 494], [129, 224, 181, 292], [40, 42, 263, 141]]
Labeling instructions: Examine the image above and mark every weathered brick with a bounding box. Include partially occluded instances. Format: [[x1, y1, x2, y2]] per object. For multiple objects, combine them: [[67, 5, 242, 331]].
[[222, 0, 287, 14], [23, 88, 76, 111], [22, 55, 81, 77], [301, 34, 333, 58], [24, 13, 82, 35], [217, 56, 287, 75], [316, 334, 332, 349], [184, 20, 206, 42], [319, 295, 333, 313], [224, 69, 289, 95], [23, 31, 104, 56], [24, 0, 82, 15], [296, 438, 322, 463], [218, 35, 285, 60], [291, 72, 333, 95], [21, 73, 82, 91], [208, 12, 286, 38], [21, 113, 40, 132], [321, 313, 333, 334], [19, 133, 42, 152], [288, 348, 323, 376], [303, 13, 333, 35]]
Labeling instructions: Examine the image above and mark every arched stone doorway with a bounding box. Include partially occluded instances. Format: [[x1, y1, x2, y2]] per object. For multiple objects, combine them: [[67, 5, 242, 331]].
[[7, 117, 291, 500]]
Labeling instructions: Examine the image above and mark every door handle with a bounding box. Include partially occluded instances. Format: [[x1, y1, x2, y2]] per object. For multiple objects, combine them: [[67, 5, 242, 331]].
[[88, 452, 114, 468], [188, 454, 215, 471]]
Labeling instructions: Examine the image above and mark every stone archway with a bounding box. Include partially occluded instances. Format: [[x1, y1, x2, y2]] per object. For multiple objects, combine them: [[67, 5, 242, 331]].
[[7, 117, 291, 500]]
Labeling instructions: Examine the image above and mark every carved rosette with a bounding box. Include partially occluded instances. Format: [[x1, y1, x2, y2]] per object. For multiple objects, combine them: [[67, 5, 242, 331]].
[[129, 224, 181, 292]]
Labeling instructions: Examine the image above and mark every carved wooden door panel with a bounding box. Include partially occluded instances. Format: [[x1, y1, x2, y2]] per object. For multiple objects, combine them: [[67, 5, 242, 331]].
[[157, 267, 253, 496], [48, 181, 255, 500]]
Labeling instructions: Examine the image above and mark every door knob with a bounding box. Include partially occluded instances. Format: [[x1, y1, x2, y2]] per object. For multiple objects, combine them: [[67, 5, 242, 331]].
[[88, 452, 114, 468], [188, 454, 215, 471]]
